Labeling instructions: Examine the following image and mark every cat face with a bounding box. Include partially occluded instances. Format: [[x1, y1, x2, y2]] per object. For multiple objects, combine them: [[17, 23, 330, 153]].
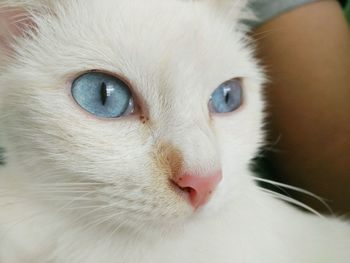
[[0, 0, 264, 232]]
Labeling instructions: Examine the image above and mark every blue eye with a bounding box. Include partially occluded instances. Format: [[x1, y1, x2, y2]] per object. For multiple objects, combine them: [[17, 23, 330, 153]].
[[72, 72, 135, 118], [209, 79, 243, 113]]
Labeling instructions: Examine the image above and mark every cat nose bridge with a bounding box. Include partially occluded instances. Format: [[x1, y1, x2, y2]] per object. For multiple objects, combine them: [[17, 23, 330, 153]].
[[160, 125, 220, 172]]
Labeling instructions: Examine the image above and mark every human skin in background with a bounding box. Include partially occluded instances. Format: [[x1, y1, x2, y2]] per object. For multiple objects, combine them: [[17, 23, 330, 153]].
[[253, 0, 350, 214]]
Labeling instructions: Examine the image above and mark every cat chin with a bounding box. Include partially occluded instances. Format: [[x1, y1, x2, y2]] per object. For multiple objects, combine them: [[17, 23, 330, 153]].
[[106, 209, 221, 240], [62, 208, 199, 242]]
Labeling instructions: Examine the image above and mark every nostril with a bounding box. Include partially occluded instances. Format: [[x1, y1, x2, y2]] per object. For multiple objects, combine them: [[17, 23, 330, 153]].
[[171, 180, 196, 195], [172, 171, 222, 209], [179, 186, 195, 195]]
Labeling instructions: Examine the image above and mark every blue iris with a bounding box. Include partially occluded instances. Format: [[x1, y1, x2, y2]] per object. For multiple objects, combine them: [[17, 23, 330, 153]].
[[210, 79, 243, 113], [72, 72, 133, 118]]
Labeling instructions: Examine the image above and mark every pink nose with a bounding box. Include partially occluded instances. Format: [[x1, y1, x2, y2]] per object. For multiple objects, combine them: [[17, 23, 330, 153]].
[[173, 171, 222, 209]]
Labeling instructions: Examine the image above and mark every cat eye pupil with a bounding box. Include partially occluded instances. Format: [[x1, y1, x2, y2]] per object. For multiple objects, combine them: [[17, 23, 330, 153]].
[[224, 88, 230, 104], [100, 82, 107, 106], [71, 72, 134, 118], [209, 79, 243, 114]]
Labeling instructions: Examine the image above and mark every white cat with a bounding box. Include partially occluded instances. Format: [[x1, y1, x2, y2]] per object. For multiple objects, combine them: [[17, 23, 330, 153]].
[[0, 0, 349, 262]]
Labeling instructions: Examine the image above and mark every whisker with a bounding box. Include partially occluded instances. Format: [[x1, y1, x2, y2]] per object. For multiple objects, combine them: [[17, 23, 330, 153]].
[[55, 190, 102, 214], [76, 211, 126, 234], [27, 190, 96, 194], [254, 177, 333, 213], [260, 188, 324, 218], [61, 205, 108, 211], [33, 182, 109, 187]]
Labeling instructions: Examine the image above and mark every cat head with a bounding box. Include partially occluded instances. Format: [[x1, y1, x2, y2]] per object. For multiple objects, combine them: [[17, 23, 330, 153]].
[[0, 0, 264, 234]]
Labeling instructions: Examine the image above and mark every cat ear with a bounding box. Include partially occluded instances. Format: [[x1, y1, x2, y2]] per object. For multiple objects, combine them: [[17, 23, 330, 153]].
[[0, 1, 52, 54], [0, 7, 29, 53], [204, 0, 252, 26]]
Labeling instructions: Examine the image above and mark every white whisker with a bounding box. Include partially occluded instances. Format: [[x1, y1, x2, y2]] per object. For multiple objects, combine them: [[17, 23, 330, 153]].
[[254, 177, 333, 213], [260, 188, 324, 218]]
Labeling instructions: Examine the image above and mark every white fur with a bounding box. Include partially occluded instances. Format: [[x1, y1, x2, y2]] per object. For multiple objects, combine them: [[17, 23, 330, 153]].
[[0, 0, 349, 262]]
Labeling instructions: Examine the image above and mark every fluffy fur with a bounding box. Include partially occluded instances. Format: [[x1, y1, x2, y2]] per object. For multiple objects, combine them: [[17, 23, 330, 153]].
[[0, 0, 349, 262]]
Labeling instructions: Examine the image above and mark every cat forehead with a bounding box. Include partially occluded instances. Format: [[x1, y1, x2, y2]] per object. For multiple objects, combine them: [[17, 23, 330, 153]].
[[12, 0, 256, 106], [28, 0, 250, 77]]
